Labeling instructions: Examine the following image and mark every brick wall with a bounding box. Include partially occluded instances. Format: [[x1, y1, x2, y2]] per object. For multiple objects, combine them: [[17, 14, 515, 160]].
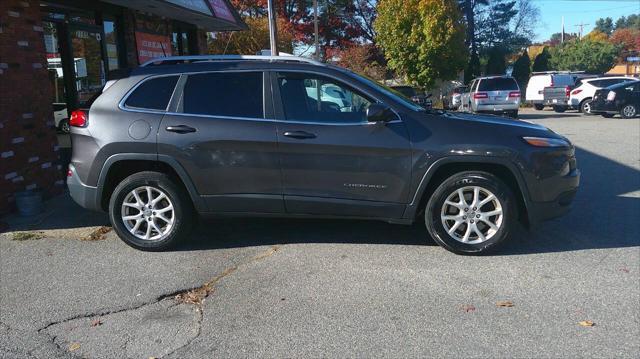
[[0, 0, 63, 214]]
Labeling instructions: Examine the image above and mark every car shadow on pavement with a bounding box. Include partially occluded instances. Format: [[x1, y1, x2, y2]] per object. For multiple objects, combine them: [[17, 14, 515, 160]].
[[3, 146, 637, 255], [180, 146, 639, 255], [518, 112, 581, 120]]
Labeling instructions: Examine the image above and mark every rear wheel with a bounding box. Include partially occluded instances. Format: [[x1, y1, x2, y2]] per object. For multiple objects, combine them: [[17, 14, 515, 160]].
[[109, 171, 193, 251], [553, 105, 566, 113], [620, 104, 637, 119], [579, 99, 593, 114], [507, 110, 518, 119], [534, 104, 544, 110], [424, 171, 516, 255]]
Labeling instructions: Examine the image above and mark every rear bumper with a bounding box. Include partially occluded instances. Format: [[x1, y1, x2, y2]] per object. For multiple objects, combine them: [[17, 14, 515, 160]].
[[67, 164, 102, 211], [543, 98, 569, 106], [475, 104, 519, 112], [590, 101, 618, 114]]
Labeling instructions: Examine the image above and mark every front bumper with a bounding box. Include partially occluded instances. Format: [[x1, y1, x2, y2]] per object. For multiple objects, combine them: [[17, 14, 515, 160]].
[[67, 164, 102, 211], [527, 167, 580, 225]]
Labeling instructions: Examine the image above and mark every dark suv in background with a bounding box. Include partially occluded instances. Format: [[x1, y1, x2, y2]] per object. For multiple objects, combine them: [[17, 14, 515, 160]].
[[67, 55, 580, 254]]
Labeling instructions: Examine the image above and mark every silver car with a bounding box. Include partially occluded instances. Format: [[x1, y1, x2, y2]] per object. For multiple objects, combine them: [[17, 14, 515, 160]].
[[461, 76, 521, 118]]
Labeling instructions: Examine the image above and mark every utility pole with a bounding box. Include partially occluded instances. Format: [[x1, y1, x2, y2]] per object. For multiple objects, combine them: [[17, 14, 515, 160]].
[[313, 0, 319, 60], [575, 22, 589, 40], [267, 0, 278, 56]]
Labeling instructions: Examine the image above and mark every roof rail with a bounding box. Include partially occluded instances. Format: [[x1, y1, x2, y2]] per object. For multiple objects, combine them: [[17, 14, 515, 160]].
[[531, 71, 586, 74], [140, 55, 325, 67]]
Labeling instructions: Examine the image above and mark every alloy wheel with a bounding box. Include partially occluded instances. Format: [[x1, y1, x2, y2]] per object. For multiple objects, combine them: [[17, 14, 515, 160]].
[[622, 105, 636, 118], [440, 186, 503, 244], [121, 186, 174, 241]]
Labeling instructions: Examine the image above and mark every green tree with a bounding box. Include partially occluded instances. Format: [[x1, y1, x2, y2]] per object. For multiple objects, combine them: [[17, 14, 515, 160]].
[[549, 39, 618, 74], [614, 14, 640, 30], [594, 17, 614, 36], [375, 0, 467, 88], [511, 49, 531, 89], [532, 47, 551, 72], [485, 46, 507, 75]]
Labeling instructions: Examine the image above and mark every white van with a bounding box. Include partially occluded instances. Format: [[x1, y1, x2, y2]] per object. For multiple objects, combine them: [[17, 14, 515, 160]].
[[525, 72, 582, 110]]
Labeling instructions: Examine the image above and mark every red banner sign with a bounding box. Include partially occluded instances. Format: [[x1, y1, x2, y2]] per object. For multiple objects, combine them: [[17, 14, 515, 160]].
[[135, 32, 172, 64]]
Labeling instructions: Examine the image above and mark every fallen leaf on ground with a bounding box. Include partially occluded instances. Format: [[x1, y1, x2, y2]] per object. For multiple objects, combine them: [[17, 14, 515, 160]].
[[68, 342, 81, 351], [578, 320, 595, 327], [462, 304, 476, 312], [496, 300, 514, 307], [81, 226, 112, 241], [90, 318, 102, 327]]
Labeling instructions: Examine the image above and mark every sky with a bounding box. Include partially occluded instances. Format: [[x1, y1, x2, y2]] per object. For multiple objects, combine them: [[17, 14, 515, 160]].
[[533, 0, 640, 42]]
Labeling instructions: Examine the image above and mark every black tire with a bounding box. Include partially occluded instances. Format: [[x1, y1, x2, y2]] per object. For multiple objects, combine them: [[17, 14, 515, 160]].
[[58, 119, 70, 133], [602, 113, 614, 118], [620, 104, 637, 119], [534, 104, 544, 110], [508, 110, 518, 119], [109, 171, 194, 251], [579, 99, 592, 114], [553, 105, 566, 113], [424, 171, 517, 255]]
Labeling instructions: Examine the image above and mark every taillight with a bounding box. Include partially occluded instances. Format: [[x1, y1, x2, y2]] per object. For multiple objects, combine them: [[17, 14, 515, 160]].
[[565, 86, 571, 97], [571, 89, 582, 95], [473, 92, 488, 99], [508, 91, 520, 98], [69, 110, 87, 127], [67, 169, 73, 177]]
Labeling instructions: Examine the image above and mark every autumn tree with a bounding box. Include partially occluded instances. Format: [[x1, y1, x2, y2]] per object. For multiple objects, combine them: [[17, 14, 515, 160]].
[[375, 0, 467, 88], [610, 28, 640, 58], [208, 16, 294, 54], [333, 43, 388, 81]]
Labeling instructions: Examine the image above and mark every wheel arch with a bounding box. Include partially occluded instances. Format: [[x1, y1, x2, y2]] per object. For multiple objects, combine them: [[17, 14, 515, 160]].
[[97, 154, 205, 212], [405, 158, 532, 227]]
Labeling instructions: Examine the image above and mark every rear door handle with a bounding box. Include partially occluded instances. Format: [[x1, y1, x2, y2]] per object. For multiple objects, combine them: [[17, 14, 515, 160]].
[[283, 131, 316, 139], [166, 125, 196, 134]]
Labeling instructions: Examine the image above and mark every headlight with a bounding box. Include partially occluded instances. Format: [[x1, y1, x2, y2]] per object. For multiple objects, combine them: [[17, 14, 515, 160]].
[[523, 136, 571, 148], [607, 91, 616, 101]]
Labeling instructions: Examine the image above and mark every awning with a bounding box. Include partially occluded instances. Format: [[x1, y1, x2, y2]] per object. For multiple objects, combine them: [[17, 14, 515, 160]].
[[102, 0, 247, 31]]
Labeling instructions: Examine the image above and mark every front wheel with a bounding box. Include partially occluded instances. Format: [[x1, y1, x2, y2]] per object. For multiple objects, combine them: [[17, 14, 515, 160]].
[[109, 171, 193, 251], [424, 171, 516, 255], [534, 104, 544, 111], [620, 104, 637, 119]]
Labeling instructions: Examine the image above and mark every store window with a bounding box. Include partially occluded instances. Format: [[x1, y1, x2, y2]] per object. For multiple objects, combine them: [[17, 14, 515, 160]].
[[171, 22, 196, 56], [103, 17, 120, 71]]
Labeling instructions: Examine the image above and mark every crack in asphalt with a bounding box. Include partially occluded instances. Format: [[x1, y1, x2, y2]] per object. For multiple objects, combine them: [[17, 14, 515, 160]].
[[34, 245, 282, 358]]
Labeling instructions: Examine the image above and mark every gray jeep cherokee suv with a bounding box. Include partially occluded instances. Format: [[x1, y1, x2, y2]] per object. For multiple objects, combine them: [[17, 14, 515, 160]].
[[67, 55, 580, 254]]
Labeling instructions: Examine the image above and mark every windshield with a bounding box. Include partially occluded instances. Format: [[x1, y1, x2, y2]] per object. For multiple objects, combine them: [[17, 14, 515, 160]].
[[332, 65, 425, 111]]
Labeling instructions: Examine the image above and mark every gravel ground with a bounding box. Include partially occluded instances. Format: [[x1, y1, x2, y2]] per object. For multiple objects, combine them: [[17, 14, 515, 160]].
[[1, 108, 638, 358]]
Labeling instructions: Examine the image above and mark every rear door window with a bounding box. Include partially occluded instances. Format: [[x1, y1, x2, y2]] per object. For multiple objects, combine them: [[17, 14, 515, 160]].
[[478, 78, 518, 91], [125, 75, 179, 111], [182, 72, 264, 118]]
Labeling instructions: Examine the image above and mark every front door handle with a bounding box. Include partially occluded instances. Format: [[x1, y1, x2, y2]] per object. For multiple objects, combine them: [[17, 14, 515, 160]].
[[283, 131, 316, 139], [166, 125, 196, 134]]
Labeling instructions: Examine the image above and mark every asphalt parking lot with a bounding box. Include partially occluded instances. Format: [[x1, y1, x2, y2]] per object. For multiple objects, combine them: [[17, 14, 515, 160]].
[[1, 108, 639, 358]]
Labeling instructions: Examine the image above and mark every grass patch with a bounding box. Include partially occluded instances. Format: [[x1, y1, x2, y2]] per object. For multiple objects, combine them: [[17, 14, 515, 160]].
[[11, 231, 45, 241]]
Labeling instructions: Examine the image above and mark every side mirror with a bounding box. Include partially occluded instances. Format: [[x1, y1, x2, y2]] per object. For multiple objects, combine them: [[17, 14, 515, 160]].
[[366, 103, 395, 123]]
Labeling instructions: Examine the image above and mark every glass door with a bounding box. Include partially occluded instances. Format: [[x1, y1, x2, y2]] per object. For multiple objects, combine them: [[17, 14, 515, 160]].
[[69, 25, 106, 107]]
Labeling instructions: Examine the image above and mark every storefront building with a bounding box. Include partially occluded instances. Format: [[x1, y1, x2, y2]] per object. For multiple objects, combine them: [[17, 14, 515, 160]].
[[0, 0, 245, 214]]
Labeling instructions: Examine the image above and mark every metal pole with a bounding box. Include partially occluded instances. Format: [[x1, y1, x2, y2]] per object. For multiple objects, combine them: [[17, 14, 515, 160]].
[[267, 0, 278, 56], [314, 0, 319, 60]]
